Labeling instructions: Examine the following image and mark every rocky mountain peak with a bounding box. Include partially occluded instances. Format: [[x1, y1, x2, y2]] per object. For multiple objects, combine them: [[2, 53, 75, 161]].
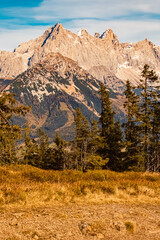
[[0, 23, 160, 89], [94, 32, 101, 38], [100, 28, 118, 41], [77, 28, 89, 37], [41, 23, 65, 46]]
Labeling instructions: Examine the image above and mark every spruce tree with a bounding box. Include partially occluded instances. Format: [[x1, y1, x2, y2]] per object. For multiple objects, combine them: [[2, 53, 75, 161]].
[[87, 119, 108, 170], [23, 126, 39, 166], [123, 80, 142, 170], [136, 64, 159, 170], [74, 108, 90, 170], [38, 129, 50, 168], [99, 83, 123, 171], [0, 92, 29, 164], [149, 94, 160, 171], [88, 120, 101, 155], [54, 133, 67, 170]]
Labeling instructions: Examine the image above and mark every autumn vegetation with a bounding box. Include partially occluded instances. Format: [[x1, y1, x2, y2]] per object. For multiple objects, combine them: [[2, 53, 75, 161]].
[[0, 165, 160, 207], [0, 64, 159, 172]]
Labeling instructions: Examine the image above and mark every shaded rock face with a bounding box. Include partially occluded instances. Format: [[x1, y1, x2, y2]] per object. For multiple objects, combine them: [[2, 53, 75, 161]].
[[8, 53, 108, 140], [1, 23, 160, 93], [8, 53, 124, 140]]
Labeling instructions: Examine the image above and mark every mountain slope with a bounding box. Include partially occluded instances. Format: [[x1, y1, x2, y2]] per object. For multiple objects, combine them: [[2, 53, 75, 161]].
[[8, 53, 123, 139], [1, 23, 160, 94]]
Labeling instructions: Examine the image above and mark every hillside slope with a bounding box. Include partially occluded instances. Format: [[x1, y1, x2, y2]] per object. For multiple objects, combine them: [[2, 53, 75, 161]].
[[8, 53, 123, 139]]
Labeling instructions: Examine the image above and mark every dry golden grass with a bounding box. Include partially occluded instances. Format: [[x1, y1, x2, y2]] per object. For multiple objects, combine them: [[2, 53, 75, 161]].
[[0, 165, 160, 207]]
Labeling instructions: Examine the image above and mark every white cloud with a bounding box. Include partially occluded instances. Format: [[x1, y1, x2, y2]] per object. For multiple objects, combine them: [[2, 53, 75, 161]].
[[34, 0, 160, 20], [0, 26, 49, 51]]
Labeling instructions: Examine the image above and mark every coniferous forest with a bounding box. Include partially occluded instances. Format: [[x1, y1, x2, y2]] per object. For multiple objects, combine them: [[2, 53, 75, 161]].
[[0, 65, 160, 172]]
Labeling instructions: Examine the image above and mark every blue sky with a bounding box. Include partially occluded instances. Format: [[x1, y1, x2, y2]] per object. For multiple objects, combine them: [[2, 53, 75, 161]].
[[1, 0, 160, 51]]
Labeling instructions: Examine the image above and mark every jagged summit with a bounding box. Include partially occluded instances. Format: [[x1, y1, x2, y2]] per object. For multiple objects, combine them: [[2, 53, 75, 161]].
[[77, 28, 89, 37], [100, 28, 118, 42], [1, 23, 160, 87], [94, 32, 101, 38], [1, 23, 160, 139], [41, 23, 64, 47]]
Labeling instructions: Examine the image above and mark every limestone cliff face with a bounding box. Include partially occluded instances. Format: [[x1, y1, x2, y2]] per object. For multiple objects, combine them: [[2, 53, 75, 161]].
[[1, 23, 160, 93], [8, 53, 118, 139]]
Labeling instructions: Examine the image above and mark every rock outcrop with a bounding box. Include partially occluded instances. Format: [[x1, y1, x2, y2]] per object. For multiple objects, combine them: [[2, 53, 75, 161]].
[[1, 23, 160, 93], [8, 53, 123, 139]]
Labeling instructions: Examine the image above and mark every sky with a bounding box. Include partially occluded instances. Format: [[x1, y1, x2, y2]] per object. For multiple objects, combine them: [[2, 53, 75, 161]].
[[1, 0, 160, 51]]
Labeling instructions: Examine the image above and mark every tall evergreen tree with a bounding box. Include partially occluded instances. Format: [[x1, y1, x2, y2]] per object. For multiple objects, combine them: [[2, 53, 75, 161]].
[[23, 126, 39, 166], [54, 133, 67, 170], [123, 80, 142, 170], [88, 120, 101, 155], [74, 108, 90, 170], [136, 64, 159, 170], [87, 119, 108, 170], [149, 93, 160, 171], [99, 83, 123, 171], [0, 92, 29, 164], [38, 129, 50, 168]]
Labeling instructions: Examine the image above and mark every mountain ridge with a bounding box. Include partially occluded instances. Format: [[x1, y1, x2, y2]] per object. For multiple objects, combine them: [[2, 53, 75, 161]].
[[0, 23, 159, 139], [1, 23, 160, 92]]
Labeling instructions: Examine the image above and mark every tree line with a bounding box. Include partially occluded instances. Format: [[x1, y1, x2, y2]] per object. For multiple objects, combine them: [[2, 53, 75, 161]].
[[0, 65, 159, 172]]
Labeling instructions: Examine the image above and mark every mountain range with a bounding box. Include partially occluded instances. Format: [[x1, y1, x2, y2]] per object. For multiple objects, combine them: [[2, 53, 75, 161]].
[[0, 23, 160, 139]]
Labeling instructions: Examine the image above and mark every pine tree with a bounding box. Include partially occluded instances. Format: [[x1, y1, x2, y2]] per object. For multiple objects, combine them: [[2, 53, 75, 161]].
[[107, 121, 123, 171], [0, 92, 29, 164], [74, 108, 90, 170], [123, 80, 142, 170], [24, 128, 56, 169], [38, 129, 50, 168], [54, 133, 67, 170], [136, 64, 159, 170], [23, 126, 39, 166], [149, 94, 160, 171], [99, 83, 114, 160], [87, 119, 108, 170], [88, 120, 101, 155], [99, 83, 123, 171]]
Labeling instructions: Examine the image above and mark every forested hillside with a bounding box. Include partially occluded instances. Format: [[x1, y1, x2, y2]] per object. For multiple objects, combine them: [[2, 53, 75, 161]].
[[0, 65, 159, 172]]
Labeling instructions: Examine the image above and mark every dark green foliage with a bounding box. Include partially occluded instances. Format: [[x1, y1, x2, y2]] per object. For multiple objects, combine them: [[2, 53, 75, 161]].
[[88, 120, 101, 155], [123, 80, 142, 170], [107, 121, 123, 171], [0, 92, 29, 164], [137, 65, 160, 171], [24, 126, 39, 166], [99, 83, 123, 171], [24, 128, 55, 169], [99, 83, 115, 138], [1, 63, 159, 173], [54, 133, 67, 170], [124, 65, 160, 172], [74, 108, 90, 170]]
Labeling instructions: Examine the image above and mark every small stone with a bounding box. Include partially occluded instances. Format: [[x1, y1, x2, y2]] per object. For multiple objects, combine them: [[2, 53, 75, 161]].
[[78, 221, 92, 234], [34, 235, 39, 240], [97, 233, 105, 239], [114, 221, 125, 231]]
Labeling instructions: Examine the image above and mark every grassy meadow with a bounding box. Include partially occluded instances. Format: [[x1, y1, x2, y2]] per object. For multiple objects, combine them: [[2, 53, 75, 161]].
[[0, 165, 160, 207]]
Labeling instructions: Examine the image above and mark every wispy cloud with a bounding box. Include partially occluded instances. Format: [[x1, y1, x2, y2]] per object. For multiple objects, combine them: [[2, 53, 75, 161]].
[[34, 0, 160, 20], [0, 26, 48, 51]]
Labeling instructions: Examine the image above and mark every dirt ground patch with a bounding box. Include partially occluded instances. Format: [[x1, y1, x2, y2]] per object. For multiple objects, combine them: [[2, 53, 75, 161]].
[[0, 203, 160, 240]]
